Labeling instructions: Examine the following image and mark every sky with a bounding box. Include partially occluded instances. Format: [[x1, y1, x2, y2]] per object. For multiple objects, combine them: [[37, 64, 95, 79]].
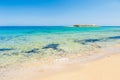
[[0, 0, 120, 26]]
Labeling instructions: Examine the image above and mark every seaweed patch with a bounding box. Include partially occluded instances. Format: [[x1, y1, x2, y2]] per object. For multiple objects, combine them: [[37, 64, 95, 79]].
[[74, 35, 120, 45], [25, 48, 39, 53], [107, 36, 120, 39], [42, 44, 59, 50], [0, 48, 14, 51], [74, 39, 101, 45]]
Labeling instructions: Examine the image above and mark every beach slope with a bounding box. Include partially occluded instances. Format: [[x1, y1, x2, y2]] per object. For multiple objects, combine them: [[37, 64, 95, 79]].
[[2, 53, 120, 80], [42, 54, 120, 80]]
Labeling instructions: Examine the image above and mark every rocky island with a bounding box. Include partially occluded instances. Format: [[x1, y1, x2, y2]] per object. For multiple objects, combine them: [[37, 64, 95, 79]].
[[73, 24, 99, 27]]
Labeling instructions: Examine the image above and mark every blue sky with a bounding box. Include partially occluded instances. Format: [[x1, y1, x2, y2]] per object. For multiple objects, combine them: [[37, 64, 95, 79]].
[[0, 0, 120, 26]]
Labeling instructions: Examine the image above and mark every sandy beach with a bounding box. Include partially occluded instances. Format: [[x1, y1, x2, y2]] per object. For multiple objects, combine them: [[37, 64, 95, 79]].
[[0, 0, 120, 79], [0, 45, 120, 80], [42, 54, 120, 80]]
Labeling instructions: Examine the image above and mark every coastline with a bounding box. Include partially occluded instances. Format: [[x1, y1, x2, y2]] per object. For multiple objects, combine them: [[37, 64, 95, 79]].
[[42, 53, 120, 80], [0, 26, 120, 68], [0, 44, 120, 80]]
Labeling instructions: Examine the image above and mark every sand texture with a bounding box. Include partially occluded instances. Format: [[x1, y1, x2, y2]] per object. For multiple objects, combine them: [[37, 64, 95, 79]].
[[0, 45, 120, 80]]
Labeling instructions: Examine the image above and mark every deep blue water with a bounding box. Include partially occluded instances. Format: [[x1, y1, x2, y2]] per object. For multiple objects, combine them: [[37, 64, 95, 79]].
[[0, 26, 119, 35]]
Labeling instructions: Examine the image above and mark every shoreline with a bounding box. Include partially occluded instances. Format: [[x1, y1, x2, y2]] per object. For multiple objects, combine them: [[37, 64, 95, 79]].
[[0, 44, 120, 80], [42, 53, 120, 80]]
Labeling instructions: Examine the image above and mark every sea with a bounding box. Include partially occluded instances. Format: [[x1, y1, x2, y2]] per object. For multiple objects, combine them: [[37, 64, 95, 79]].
[[0, 26, 120, 66]]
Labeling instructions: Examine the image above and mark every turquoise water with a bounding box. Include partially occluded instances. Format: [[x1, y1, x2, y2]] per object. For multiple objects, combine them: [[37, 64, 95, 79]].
[[0, 26, 120, 54], [0, 26, 120, 57], [0, 26, 120, 66]]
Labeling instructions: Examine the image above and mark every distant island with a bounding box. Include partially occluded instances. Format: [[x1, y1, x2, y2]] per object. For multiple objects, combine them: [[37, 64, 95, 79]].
[[73, 24, 99, 27]]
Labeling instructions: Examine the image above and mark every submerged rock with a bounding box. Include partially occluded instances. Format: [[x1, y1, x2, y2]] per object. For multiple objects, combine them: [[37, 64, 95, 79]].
[[42, 44, 59, 50], [74, 35, 120, 45], [25, 48, 39, 53], [107, 36, 120, 39], [74, 39, 101, 45], [0, 48, 13, 51]]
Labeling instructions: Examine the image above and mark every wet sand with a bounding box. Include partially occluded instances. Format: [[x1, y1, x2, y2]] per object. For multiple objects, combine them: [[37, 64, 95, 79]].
[[0, 45, 120, 80]]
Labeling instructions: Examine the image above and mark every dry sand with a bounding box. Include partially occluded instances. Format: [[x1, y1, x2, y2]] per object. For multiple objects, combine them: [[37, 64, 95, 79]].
[[0, 45, 120, 80], [42, 54, 120, 80]]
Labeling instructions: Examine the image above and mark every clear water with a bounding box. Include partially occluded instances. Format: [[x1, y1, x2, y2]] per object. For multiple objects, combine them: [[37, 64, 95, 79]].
[[0, 26, 120, 66], [0, 26, 120, 56]]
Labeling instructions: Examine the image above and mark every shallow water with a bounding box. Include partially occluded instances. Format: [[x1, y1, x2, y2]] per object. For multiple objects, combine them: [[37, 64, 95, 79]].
[[0, 26, 120, 66]]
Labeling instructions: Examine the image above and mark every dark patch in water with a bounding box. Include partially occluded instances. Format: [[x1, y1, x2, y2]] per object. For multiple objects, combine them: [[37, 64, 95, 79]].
[[107, 36, 120, 39], [82, 39, 100, 44], [42, 44, 59, 50], [74, 35, 120, 45], [25, 48, 39, 53], [0, 48, 13, 51], [74, 39, 101, 45]]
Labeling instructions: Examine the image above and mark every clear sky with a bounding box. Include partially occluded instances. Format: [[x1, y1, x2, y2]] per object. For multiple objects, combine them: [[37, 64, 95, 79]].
[[0, 0, 120, 26]]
